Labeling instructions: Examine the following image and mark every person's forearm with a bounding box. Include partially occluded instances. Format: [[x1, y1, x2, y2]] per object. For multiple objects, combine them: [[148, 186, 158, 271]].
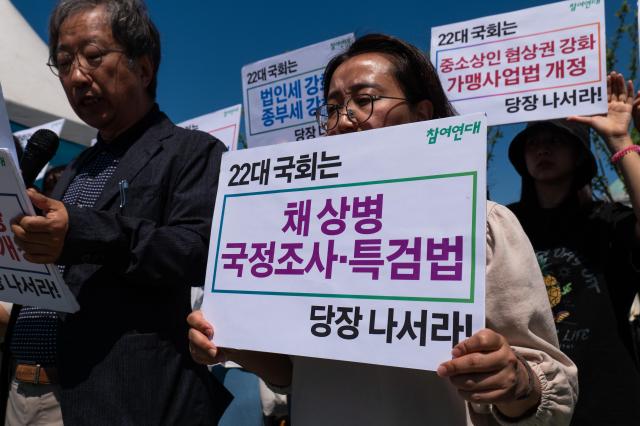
[[59, 203, 216, 286], [225, 349, 292, 387], [611, 135, 640, 237]]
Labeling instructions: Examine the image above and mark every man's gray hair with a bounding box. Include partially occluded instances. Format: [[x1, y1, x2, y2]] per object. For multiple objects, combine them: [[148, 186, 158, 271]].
[[49, 0, 161, 99]]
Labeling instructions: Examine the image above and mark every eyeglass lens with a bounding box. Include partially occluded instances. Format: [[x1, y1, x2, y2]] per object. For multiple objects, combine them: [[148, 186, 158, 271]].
[[51, 44, 105, 76], [318, 94, 374, 130]]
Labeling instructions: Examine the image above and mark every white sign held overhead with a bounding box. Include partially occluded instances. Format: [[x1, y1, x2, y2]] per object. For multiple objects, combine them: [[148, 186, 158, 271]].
[[178, 105, 242, 151], [430, 0, 607, 125], [13, 118, 66, 181], [0, 84, 18, 167], [242, 34, 354, 148], [0, 149, 79, 313], [202, 114, 487, 371]]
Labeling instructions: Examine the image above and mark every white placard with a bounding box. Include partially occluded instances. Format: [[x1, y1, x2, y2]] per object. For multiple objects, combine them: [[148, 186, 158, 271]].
[[202, 114, 487, 371], [0, 85, 18, 167], [13, 118, 66, 181], [178, 105, 242, 151], [242, 34, 354, 148], [0, 149, 79, 312], [430, 0, 607, 125]]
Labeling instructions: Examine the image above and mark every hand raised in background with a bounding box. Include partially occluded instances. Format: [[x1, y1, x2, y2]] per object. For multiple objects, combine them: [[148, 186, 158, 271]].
[[569, 71, 634, 153]]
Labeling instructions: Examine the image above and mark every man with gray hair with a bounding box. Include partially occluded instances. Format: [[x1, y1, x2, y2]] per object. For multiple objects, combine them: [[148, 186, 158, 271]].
[[3, 1, 231, 424]]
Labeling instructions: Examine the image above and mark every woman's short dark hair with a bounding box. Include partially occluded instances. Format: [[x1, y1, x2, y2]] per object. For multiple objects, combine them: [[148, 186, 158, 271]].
[[323, 33, 456, 119], [48, 0, 161, 99]]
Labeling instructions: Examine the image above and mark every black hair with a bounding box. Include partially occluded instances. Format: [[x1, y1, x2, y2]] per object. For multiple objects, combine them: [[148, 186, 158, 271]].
[[49, 0, 161, 99], [323, 33, 456, 119]]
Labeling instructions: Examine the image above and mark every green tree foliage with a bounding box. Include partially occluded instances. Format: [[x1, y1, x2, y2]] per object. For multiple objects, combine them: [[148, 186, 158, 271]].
[[238, 131, 247, 149]]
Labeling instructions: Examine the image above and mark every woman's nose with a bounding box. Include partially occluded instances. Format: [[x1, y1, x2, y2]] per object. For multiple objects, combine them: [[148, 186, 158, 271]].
[[330, 108, 358, 135]]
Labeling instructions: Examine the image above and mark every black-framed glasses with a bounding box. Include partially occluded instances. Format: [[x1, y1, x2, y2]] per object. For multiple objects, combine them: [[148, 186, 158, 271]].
[[315, 93, 409, 131], [47, 43, 126, 77]]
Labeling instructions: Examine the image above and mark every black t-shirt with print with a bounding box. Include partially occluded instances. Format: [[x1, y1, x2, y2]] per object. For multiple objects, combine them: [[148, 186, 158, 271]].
[[509, 199, 640, 425]]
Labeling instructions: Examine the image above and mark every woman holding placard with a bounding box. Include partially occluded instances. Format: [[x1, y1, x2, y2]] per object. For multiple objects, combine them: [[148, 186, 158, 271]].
[[189, 34, 578, 425], [506, 71, 640, 424]]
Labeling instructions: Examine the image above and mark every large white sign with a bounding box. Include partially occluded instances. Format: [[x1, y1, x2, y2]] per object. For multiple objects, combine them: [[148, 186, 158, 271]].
[[0, 150, 79, 312], [202, 114, 487, 371], [430, 0, 607, 125], [242, 34, 354, 148], [178, 105, 242, 151], [13, 118, 66, 181], [0, 84, 18, 166]]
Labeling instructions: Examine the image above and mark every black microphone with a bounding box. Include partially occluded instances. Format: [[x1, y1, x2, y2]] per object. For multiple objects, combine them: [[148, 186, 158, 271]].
[[20, 129, 60, 188]]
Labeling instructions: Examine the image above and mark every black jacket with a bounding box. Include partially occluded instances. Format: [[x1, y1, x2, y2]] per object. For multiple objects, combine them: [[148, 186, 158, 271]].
[[1, 108, 232, 425]]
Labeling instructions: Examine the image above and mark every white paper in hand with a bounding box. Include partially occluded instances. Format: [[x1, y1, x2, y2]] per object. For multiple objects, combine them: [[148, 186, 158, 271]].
[[0, 149, 79, 313]]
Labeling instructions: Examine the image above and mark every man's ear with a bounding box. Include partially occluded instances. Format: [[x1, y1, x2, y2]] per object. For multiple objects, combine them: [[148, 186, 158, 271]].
[[414, 99, 433, 121], [134, 55, 154, 89]]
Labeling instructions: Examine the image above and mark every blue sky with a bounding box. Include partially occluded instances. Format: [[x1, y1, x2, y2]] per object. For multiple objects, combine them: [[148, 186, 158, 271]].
[[11, 0, 636, 204]]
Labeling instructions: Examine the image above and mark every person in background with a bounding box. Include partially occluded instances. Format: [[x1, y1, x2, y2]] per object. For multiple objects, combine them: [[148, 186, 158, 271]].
[[507, 71, 640, 425], [189, 33, 578, 425], [4, 0, 231, 424]]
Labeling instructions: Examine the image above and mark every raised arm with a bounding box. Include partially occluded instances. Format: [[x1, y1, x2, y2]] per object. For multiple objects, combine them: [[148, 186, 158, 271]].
[[569, 71, 640, 240]]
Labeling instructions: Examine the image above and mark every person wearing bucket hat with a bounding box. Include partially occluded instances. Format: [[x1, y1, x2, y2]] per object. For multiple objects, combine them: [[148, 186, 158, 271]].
[[508, 71, 640, 425], [509, 119, 598, 196]]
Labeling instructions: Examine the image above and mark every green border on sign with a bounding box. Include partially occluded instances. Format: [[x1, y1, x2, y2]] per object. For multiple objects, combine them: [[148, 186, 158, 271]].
[[211, 171, 478, 303]]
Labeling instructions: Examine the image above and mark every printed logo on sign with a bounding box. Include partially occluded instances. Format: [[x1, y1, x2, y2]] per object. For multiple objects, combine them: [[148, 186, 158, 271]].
[[570, 0, 600, 12], [426, 120, 482, 145], [331, 37, 353, 51], [224, 107, 240, 117]]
